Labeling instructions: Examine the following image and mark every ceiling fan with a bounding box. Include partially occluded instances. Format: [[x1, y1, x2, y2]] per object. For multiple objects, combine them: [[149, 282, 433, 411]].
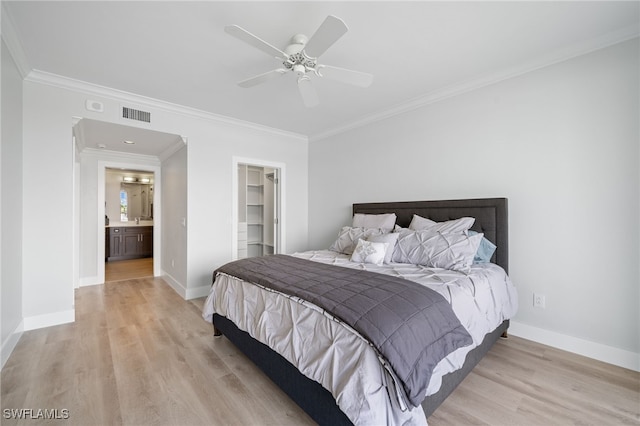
[[225, 15, 373, 108]]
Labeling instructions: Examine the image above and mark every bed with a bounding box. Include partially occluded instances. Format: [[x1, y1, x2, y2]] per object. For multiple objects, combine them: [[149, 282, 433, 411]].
[[203, 198, 517, 425]]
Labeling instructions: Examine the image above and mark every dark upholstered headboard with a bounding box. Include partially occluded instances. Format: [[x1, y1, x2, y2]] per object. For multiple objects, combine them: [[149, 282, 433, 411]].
[[353, 198, 508, 273]]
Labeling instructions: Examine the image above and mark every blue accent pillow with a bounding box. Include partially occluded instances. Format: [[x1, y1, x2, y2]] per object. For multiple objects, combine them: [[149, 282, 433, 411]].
[[468, 231, 497, 263]]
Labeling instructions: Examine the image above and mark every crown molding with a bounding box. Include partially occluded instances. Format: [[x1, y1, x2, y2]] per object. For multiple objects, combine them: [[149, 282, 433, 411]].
[[81, 147, 162, 165], [1, 3, 31, 78], [72, 117, 87, 153], [9, 12, 637, 145], [158, 137, 187, 163], [24, 70, 308, 143], [75, 129, 184, 163], [309, 25, 640, 142]]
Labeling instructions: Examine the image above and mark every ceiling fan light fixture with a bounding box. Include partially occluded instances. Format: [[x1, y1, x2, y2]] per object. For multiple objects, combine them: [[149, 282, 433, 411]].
[[292, 64, 307, 76], [226, 15, 372, 107]]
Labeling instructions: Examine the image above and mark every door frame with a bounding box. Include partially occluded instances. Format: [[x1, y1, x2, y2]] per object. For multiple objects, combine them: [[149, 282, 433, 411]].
[[97, 160, 162, 282], [232, 156, 286, 259]]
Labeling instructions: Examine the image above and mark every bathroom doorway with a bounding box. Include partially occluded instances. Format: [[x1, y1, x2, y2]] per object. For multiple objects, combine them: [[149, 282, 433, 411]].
[[73, 117, 182, 288], [104, 168, 155, 281], [94, 160, 162, 285]]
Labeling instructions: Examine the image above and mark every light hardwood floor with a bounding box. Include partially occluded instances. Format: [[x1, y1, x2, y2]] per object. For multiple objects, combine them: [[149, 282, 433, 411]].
[[105, 257, 154, 282], [2, 277, 638, 425]]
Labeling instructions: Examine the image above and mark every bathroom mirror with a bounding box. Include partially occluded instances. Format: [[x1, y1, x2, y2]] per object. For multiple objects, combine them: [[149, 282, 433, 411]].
[[120, 182, 153, 221], [106, 168, 154, 223]]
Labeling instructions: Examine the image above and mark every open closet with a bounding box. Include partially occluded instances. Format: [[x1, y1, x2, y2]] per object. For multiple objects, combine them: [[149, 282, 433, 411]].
[[237, 164, 278, 258]]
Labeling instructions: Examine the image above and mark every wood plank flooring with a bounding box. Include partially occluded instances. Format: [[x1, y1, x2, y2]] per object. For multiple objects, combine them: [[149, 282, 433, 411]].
[[105, 258, 154, 282], [2, 276, 638, 425]]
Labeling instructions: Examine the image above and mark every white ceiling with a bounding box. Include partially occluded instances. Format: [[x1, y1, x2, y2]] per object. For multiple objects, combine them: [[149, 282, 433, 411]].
[[74, 118, 184, 157], [5, 1, 639, 147]]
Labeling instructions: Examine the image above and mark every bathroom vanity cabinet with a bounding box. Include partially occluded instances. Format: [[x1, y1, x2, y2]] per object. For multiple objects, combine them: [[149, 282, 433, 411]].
[[107, 226, 153, 261]]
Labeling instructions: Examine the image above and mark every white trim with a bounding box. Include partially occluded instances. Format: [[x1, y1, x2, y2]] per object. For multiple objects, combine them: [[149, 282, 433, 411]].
[[232, 157, 286, 260], [309, 27, 640, 142], [79, 276, 103, 287], [5, 3, 637, 145], [162, 272, 186, 298], [97, 160, 162, 283], [159, 136, 188, 162], [24, 70, 307, 142], [1, 320, 24, 370], [23, 310, 75, 332], [509, 321, 640, 372], [0, 4, 31, 78], [185, 285, 212, 300], [161, 272, 208, 300], [72, 118, 82, 289], [83, 147, 163, 164]]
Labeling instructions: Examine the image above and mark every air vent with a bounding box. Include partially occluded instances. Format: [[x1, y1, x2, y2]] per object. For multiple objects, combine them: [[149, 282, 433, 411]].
[[122, 106, 151, 123]]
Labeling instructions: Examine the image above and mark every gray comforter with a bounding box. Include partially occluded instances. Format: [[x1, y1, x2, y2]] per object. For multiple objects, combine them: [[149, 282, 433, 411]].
[[215, 254, 473, 407]]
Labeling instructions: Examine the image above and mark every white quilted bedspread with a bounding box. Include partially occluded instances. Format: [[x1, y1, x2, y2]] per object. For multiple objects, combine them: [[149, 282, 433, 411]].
[[203, 250, 518, 425]]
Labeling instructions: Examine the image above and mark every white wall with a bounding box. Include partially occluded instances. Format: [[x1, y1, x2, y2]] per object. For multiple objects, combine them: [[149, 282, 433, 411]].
[[105, 169, 123, 222], [161, 145, 188, 295], [20, 74, 309, 328], [22, 83, 76, 328], [183, 121, 308, 296], [78, 150, 161, 285], [309, 39, 639, 369], [1, 39, 24, 367]]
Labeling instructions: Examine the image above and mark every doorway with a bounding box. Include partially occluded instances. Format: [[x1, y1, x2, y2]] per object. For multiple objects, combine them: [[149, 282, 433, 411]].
[[73, 117, 183, 288], [233, 158, 285, 259], [104, 168, 155, 281], [96, 160, 162, 285]]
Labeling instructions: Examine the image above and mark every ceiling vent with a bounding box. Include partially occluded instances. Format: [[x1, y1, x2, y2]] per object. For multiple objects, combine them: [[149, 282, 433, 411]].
[[122, 106, 151, 123]]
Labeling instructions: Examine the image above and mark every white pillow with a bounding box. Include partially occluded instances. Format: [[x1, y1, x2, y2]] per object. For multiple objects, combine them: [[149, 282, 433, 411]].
[[352, 213, 397, 231], [392, 228, 483, 273], [329, 227, 388, 254], [408, 215, 475, 233], [350, 239, 388, 266], [367, 232, 400, 264]]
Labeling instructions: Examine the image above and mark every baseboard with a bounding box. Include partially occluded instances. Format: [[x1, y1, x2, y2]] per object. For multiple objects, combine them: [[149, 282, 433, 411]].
[[509, 321, 639, 372], [161, 271, 210, 300], [23, 309, 75, 332], [79, 275, 103, 287], [161, 271, 187, 298], [1, 320, 24, 370], [185, 284, 211, 300]]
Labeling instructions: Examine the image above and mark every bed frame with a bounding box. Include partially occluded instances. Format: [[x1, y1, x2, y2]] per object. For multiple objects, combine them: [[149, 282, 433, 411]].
[[213, 197, 509, 424]]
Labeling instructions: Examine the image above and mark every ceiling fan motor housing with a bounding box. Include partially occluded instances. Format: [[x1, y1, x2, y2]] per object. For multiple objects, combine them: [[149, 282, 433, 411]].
[[284, 34, 317, 75]]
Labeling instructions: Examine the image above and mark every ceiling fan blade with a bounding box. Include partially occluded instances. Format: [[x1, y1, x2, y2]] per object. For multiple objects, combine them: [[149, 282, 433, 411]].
[[238, 69, 287, 88], [225, 25, 288, 59], [297, 76, 319, 108], [317, 65, 373, 88], [303, 15, 348, 59]]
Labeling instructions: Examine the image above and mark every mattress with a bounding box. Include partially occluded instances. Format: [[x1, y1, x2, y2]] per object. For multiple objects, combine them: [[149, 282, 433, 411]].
[[202, 250, 518, 425]]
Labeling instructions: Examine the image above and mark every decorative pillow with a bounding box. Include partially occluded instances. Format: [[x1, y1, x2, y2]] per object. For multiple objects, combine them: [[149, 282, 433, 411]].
[[329, 227, 388, 254], [350, 239, 388, 266], [366, 232, 400, 264], [468, 230, 497, 263], [408, 215, 475, 233], [352, 213, 397, 231], [392, 228, 483, 273]]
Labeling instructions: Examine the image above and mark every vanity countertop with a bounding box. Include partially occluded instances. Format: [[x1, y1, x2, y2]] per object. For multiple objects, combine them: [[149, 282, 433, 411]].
[[106, 221, 153, 228]]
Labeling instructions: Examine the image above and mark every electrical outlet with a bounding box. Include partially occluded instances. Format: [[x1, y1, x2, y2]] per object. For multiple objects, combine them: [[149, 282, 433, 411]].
[[533, 293, 546, 309]]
